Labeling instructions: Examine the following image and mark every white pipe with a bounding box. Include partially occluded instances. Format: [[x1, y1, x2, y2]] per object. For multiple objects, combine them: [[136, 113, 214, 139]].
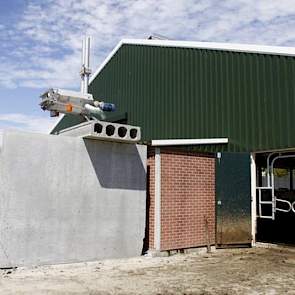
[[81, 38, 85, 93], [84, 78, 89, 94], [82, 38, 85, 65], [84, 103, 103, 115], [266, 152, 277, 187], [80, 50, 84, 92], [85, 37, 90, 68], [80, 36, 91, 94], [84, 37, 90, 94], [270, 154, 295, 219], [266, 151, 295, 187]]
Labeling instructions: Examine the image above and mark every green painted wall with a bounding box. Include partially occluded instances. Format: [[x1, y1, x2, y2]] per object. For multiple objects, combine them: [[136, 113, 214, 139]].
[[53, 44, 295, 152]]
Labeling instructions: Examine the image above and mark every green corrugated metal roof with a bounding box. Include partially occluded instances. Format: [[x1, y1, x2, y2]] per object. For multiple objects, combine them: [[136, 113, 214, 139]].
[[52, 40, 295, 152]]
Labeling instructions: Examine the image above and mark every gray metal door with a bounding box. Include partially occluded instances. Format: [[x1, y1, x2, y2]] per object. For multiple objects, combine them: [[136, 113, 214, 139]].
[[216, 152, 252, 247]]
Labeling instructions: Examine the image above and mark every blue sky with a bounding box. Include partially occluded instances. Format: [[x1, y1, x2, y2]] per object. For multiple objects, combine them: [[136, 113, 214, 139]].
[[1, 0, 295, 133]]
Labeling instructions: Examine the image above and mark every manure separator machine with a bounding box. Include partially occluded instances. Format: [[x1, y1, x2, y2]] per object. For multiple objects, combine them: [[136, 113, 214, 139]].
[[40, 36, 141, 143]]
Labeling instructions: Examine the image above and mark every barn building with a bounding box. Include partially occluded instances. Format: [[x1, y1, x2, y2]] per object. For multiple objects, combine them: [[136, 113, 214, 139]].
[[52, 39, 295, 252]]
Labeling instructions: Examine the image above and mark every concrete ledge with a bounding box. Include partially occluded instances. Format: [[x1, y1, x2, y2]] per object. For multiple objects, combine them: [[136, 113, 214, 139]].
[[145, 246, 216, 257], [144, 250, 169, 258], [184, 246, 216, 255], [58, 121, 141, 143], [255, 242, 295, 252]]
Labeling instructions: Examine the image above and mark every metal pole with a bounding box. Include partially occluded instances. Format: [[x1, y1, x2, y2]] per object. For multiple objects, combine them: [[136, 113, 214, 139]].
[[80, 38, 85, 93], [80, 36, 91, 94], [84, 36, 90, 94]]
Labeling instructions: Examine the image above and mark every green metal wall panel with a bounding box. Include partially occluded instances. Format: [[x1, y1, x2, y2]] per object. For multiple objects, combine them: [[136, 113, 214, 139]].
[[53, 44, 295, 152], [51, 114, 86, 134]]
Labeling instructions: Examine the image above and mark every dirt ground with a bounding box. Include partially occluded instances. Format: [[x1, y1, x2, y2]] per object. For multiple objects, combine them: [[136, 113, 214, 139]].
[[0, 246, 294, 295]]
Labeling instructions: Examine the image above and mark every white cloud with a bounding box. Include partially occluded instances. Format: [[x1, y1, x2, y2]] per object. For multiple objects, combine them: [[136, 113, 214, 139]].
[[0, 113, 59, 134], [1, 0, 295, 90]]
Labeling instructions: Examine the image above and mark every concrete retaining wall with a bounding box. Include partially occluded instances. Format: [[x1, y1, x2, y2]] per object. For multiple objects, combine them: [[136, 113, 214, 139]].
[[0, 131, 146, 267]]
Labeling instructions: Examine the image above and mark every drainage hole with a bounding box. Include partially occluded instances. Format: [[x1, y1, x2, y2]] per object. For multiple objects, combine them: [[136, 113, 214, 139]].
[[118, 127, 127, 138], [94, 123, 103, 133], [130, 128, 138, 139], [106, 125, 115, 136]]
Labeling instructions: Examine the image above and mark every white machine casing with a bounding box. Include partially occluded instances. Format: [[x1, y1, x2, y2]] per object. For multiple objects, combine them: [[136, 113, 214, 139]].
[[40, 88, 95, 117]]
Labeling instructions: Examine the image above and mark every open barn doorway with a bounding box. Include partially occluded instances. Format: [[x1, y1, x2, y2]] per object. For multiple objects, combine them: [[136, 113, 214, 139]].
[[255, 151, 295, 245]]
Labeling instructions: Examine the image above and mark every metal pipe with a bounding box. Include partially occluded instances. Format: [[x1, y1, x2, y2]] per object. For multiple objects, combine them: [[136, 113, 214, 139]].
[[270, 155, 295, 174], [84, 36, 90, 94], [275, 198, 292, 213], [84, 103, 104, 116], [81, 38, 85, 93], [85, 37, 90, 68], [266, 151, 295, 187], [80, 36, 91, 94], [270, 154, 295, 218], [266, 152, 278, 187]]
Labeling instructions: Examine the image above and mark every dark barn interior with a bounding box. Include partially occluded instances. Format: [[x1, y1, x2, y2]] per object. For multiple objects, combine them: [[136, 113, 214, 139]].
[[256, 153, 295, 245]]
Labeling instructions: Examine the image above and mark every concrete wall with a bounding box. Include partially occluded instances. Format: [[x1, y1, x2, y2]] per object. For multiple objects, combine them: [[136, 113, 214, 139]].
[[0, 131, 146, 267]]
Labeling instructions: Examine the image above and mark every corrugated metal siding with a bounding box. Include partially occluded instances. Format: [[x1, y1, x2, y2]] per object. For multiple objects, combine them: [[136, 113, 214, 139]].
[[55, 44, 295, 152], [51, 114, 86, 134]]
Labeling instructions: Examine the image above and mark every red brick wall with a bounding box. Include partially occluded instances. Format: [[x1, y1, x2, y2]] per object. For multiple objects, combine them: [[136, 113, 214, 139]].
[[147, 147, 215, 251]]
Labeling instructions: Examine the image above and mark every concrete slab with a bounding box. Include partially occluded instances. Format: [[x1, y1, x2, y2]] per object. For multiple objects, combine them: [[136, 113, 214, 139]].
[[0, 131, 147, 267]]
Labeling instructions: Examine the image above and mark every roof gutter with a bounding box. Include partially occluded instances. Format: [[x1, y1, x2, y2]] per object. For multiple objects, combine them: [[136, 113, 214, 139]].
[[151, 138, 228, 146]]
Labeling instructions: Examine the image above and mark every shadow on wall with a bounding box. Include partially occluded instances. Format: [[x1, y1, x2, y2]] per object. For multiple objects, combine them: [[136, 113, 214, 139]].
[[142, 165, 150, 254], [84, 139, 146, 191]]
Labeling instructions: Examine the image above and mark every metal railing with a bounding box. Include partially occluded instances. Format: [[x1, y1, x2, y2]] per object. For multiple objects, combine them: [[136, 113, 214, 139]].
[[257, 154, 295, 220]]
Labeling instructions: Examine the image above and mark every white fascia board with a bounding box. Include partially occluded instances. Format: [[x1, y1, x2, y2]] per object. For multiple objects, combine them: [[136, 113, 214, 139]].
[[89, 38, 295, 84], [151, 138, 229, 146], [121, 39, 295, 56], [89, 40, 124, 84]]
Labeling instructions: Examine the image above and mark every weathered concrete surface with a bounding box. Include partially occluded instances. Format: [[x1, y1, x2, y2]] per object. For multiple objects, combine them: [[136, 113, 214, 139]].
[[0, 247, 295, 294], [0, 130, 146, 267]]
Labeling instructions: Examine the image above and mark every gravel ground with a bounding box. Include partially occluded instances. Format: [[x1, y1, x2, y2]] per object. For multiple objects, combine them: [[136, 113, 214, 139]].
[[0, 247, 294, 294]]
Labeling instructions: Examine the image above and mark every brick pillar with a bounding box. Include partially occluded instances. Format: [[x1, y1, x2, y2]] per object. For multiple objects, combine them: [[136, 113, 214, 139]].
[[147, 148, 155, 250]]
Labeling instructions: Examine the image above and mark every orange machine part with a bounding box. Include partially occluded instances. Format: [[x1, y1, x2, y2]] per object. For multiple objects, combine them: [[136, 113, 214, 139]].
[[65, 104, 73, 112]]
